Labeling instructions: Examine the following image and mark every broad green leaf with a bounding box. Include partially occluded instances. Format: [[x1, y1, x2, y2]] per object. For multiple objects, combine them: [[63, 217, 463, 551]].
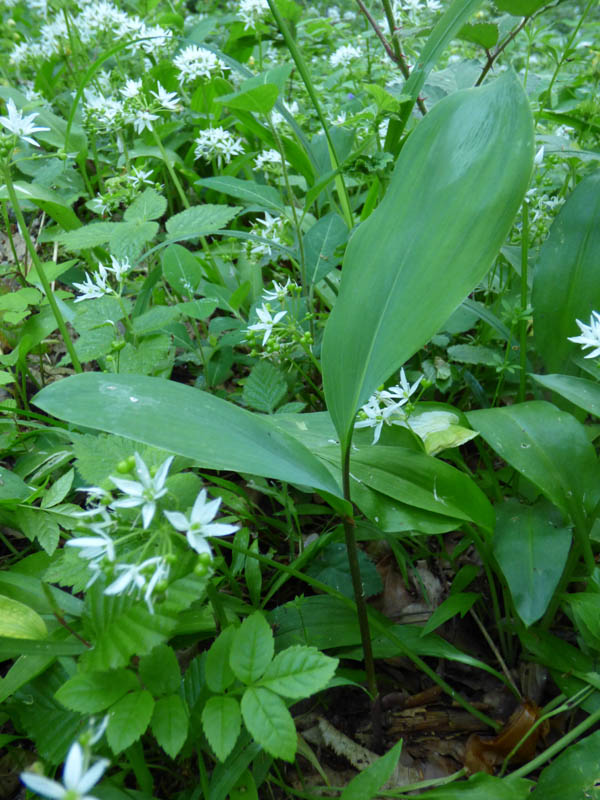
[[341, 740, 403, 800], [109, 220, 158, 262], [131, 305, 181, 336], [228, 770, 258, 800], [217, 83, 279, 113], [416, 772, 533, 799], [165, 205, 240, 240], [0, 467, 31, 501], [124, 188, 167, 222], [0, 181, 81, 230], [533, 172, 600, 373], [161, 244, 204, 297], [205, 626, 237, 693], [57, 222, 119, 250], [306, 542, 382, 599], [196, 176, 284, 211], [202, 695, 241, 762], [230, 612, 274, 684], [33, 374, 344, 502], [458, 22, 499, 48], [0, 595, 47, 640], [106, 690, 155, 754], [151, 694, 189, 759], [242, 361, 287, 413], [139, 644, 181, 696], [14, 507, 60, 555], [259, 645, 338, 699], [241, 687, 296, 762], [41, 468, 74, 509], [420, 593, 479, 637], [447, 344, 503, 366], [176, 299, 219, 320], [55, 669, 138, 713], [467, 402, 600, 518], [531, 730, 600, 799], [564, 593, 600, 652], [531, 373, 600, 419], [303, 213, 348, 285], [322, 72, 533, 443], [494, 0, 548, 14], [494, 499, 571, 627]]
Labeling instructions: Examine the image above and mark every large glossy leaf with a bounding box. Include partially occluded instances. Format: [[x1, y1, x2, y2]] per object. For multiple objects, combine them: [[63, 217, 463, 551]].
[[531, 729, 600, 800], [494, 499, 572, 626], [468, 402, 600, 518], [532, 172, 600, 373], [322, 72, 533, 443], [532, 372, 600, 418], [33, 374, 343, 501]]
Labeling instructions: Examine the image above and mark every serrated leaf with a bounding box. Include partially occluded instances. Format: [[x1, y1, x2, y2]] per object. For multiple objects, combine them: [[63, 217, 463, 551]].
[[109, 220, 158, 262], [107, 690, 154, 754], [165, 205, 240, 240], [41, 468, 74, 509], [139, 644, 181, 696], [0, 467, 32, 501], [306, 542, 382, 599], [151, 694, 188, 758], [55, 669, 138, 713], [57, 222, 118, 250], [117, 334, 174, 376], [241, 687, 296, 762], [259, 645, 338, 699], [161, 244, 204, 297], [447, 344, 504, 366], [124, 188, 167, 222], [206, 626, 237, 692], [202, 695, 241, 762], [196, 176, 283, 211], [132, 305, 181, 335], [14, 507, 60, 555], [0, 595, 47, 639], [230, 612, 274, 684], [242, 361, 287, 413]]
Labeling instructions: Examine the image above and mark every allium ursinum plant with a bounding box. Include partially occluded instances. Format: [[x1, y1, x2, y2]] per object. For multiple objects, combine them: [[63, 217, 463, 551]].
[[245, 279, 314, 364], [568, 310, 600, 359], [67, 453, 239, 612]]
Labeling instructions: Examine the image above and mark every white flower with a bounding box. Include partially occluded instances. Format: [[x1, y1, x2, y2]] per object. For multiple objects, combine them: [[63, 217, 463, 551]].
[[0, 98, 49, 147], [164, 489, 239, 557], [271, 99, 299, 127], [239, 0, 270, 30], [194, 126, 244, 167], [377, 368, 423, 405], [109, 452, 173, 528], [247, 304, 287, 346], [104, 255, 131, 281], [355, 369, 423, 444], [354, 399, 402, 444], [120, 78, 142, 99], [104, 556, 169, 613], [72, 264, 110, 302], [253, 148, 284, 172], [130, 109, 158, 134], [150, 82, 181, 111], [568, 311, 600, 359], [174, 45, 226, 83], [67, 530, 116, 563], [262, 278, 297, 302], [128, 165, 154, 188], [21, 741, 109, 800], [329, 45, 361, 69]]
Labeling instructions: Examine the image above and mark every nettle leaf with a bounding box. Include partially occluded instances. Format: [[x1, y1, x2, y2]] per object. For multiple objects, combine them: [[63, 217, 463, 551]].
[[139, 644, 181, 696], [14, 507, 60, 555], [151, 694, 189, 759], [322, 71, 533, 444], [132, 305, 181, 336], [41, 468, 74, 509], [109, 220, 158, 262], [124, 188, 167, 222], [241, 687, 296, 762], [259, 645, 338, 699], [162, 244, 204, 297], [242, 361, 287, 413], [55, 669, 138, 713], [230, 612, 274, 684], [107, 690, 155, 754], [0, 595, 47, 640], [165, 205, 241, 240], [447, 344, 504, 367], [202, 695, 242, 762], [306, 542, 382, 599], [206, 625, 237, 693], [57, 222, 118, 250]]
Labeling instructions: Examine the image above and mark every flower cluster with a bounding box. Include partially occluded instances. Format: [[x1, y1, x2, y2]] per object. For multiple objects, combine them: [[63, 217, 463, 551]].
[[67, 453, 239, 613], [238, 0, 270, 30], [354, 369, 423, 444], [72, 256, 132, 302], [0, 98, 49, 148], [329, 44, 361, 69], [249, 212, 288, 258], [194, 126, 245, 167], [244, 279, 310, 360], [568, 310, 600, 359], [253, 148, 287, 173], [174, 45, 227, 84]]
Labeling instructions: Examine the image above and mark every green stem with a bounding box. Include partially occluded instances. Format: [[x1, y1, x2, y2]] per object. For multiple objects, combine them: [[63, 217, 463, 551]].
[[266, 0, 353, 230], [3, 166, 82, 373], [151, 127, 189, 209], [518, 201, 528, 404], [341, 442, 378, 698]]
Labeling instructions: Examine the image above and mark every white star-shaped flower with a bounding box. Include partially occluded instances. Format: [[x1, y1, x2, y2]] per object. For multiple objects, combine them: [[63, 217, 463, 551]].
[[109, 452, 173, 528], [247, 304, 287, 346], [21, 741, 109, 800], [568, 311, 600, 359], [164, 489, 239, 557], [0, 98, 49, 147]]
